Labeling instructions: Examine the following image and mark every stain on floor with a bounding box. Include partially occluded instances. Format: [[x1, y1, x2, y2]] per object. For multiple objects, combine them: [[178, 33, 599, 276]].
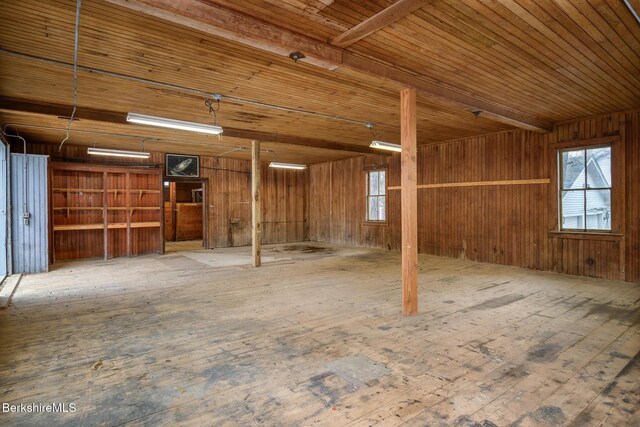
[[469, 294, 526, 310]]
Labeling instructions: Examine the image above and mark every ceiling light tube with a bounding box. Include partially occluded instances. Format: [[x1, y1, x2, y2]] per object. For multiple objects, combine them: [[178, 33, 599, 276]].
[[269, 162, 307, 170], [370, 140, 401, 152], [88, 147, 151, 159], [127, 113, 223, 135]]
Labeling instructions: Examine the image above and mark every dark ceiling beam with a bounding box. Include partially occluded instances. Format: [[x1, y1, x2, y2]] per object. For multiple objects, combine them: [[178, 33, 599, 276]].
[[331, 0, 434, 48], [0, 97, 383, 155], [104, 0, 552, 133]]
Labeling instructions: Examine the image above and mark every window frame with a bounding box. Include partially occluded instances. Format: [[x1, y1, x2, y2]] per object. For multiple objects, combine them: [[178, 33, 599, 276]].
[[365, 169, 387, 223], [558, 144, 612, 233]]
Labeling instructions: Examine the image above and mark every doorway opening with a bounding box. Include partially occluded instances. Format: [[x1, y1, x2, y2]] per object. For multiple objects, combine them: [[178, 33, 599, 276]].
[[163, 179, 207, 252]]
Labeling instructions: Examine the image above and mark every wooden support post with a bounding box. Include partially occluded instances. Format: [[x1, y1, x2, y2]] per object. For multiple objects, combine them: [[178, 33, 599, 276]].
[[252, 140, 261, 267], [401, 88, 418, 315], [169, 181, 177, 242]]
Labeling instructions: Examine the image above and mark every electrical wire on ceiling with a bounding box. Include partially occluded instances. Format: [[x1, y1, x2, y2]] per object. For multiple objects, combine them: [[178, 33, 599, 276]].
[[59, 0, 82, 152], [0, 49, 375, 129], [2, 123, 277, 157], [623, 0, 640, 25]]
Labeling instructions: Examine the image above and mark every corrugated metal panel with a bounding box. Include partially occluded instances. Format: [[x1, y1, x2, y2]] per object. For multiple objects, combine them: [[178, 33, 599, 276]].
[[10, 154, 49, 274], [0, 144, 8, 279]]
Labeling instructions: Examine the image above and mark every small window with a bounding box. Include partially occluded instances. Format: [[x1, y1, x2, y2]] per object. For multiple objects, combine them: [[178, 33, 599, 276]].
[[367, 170, 386, 221], [559, 146, 611, 231]]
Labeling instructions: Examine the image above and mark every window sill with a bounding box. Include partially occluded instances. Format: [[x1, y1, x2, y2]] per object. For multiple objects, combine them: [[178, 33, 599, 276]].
[[549, 231, 623, 241], [363, 221, 388, 227]]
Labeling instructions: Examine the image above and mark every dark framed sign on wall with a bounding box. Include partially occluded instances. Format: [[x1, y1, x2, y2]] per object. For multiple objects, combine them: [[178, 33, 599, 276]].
[[166, 154, 199, 178]]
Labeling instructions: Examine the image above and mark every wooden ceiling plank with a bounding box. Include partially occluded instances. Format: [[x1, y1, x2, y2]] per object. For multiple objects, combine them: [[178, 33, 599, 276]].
[[588, 0, 640, 66], [476, 0, 637, 111], [551, 0, 640, 81], [418, 2, 621, 114], [368, 15, 603, 117], [484, 0, 639, 112], [0, 96, 386, 155], [331, 0, 434, 48], [102, 0, 552, 132], [102, 0, 343, 70], [511, 0, 640, 94], [360, 28, 555, 109], [216, 0, 346, 37]]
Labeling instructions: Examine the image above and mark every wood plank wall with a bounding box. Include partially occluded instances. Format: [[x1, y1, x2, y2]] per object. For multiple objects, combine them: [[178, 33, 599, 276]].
[[625, 111, 639, 283], [308, 155, 399, 249], [18, 143, 309, 250], [310, 111, 639, 282], [261, 166, 309, 244]]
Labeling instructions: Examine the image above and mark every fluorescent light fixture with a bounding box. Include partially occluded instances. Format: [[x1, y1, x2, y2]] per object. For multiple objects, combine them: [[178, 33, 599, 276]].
[[87, 147, 151, 159], [269, 162, 307, 170], [126, 112, 223, 135], [370, 140, 401, 152]]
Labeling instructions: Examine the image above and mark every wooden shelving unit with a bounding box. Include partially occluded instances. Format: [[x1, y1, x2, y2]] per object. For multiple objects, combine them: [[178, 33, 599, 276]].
[[51, 163, 163, 261]]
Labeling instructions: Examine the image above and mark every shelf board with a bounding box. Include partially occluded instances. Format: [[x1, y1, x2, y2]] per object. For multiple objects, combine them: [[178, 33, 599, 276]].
[[107, 223, 128, 229], [130, 222, 161, 228], [56, 222, 163, 230], [53, 224, 104, 231], [53, 207, 104, 211], [130, 207, 161, 211], [130, 189, 160, 193], [53, 188, 104, 193]]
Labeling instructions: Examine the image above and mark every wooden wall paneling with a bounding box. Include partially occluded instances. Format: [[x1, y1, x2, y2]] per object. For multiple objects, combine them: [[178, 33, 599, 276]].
[[203, 157, 250, 248], [260, 165, 308, 245], [30, 142, 310, 252], [175, 203, 203, 241], [308, 111, 638, 282], [626, 111, 640, 282]]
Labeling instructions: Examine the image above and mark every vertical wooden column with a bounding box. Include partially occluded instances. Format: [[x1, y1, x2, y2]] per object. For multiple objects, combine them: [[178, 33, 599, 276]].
[[252, 140, 262, 267], [169, 182, 177, 242], [401, 87, 418, 315]]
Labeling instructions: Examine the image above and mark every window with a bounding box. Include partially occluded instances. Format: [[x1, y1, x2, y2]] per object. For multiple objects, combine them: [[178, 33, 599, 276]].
[[559, 146, 611, 231], [367, 170, 386, 221]]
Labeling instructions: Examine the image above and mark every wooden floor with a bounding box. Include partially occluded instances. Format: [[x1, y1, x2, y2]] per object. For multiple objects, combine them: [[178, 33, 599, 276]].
[[1, 243, 639, 426]]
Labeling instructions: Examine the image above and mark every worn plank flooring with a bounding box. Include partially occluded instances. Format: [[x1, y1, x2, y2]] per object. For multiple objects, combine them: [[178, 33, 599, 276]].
[[0, 243, 638, 426]]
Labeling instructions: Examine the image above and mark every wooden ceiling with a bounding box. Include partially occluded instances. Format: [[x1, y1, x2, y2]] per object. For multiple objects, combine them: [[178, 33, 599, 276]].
[[0, 0, 638, 163]]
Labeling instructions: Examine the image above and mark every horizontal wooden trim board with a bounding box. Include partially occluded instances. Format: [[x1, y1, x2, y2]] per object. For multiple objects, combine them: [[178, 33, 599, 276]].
[[548, 231, 623, 241], [551, 135, 620, 150], [388, 178, 550, 190]]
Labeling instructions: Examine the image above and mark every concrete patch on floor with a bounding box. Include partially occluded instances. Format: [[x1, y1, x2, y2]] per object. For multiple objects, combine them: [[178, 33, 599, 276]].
[[160, 254, 211, 269], [324, 355, 391, 387]]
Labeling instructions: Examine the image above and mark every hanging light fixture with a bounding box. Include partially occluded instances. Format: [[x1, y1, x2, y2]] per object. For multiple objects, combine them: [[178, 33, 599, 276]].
[[370, 140, 401, 152], [87, 147, 150, 159], [367, 123, 401, 152], [126, 113, 223, 135], [269, 162, 307, 170], [127, 95, 224, 135]]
